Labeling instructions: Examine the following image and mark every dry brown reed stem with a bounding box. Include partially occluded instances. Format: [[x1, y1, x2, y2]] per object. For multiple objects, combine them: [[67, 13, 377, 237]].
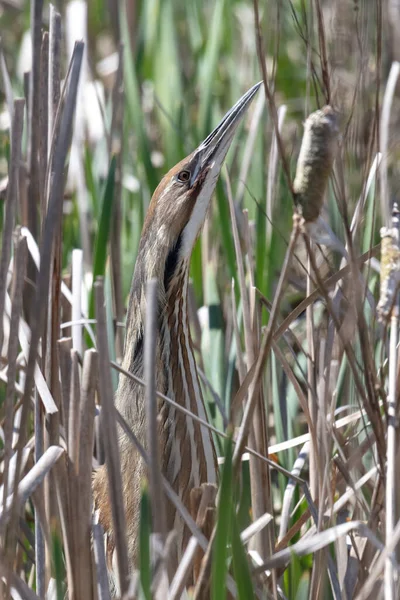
[[225, 258, 380, 460], [2, 233, 27, 517], [145, 279, 167, 540], [256, 292, 317, 445], [382, 205, 400, 599], [305, 255, 318, 506], [168, 536, 198, 599], [43, 80, 61, 461], [314, 0, 331, 103], [19, 37, 84, 435], [48, 5, 61, 147], [232, 214, 301, 471], [27, 0, 43, 245], [1, 232, 27, 598], [72, 249, 83, 354], [0, 99, 25, 354], [44, 8, 63, 552], [356, 513, 400, 599], [0, 99, 24, 598], [273, 244, 380, 341], [235, 89, 265, 206], [192, 527, 217, 599], [39, 31, 48, 216], [76, 349, 98, 599], [386, 310, 398, 597], [110, 44, 125, 362], [95, 279, 130, 594], [303, 231, 386, 472], [58, 337, 73, 439], [266, 104, 287, 240], [8, 51, 84, 583], [93, 520, 112, 600], [253, 0, 295, 200], [66, 350, 82, 597], [225, 168, 272, 560], [0, 446, 64, 529], [253, 520, 381, 576], [19, 41, 82, 596], [0, 43, 13, 119]]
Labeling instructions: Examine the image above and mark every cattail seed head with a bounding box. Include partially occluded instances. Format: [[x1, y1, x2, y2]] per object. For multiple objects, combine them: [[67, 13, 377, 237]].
[[293, 106, 339, 222], [377, 204, 400, 322]]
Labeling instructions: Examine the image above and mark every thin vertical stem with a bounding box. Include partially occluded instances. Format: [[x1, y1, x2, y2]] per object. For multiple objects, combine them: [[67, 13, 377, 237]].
[[0, 99, 25, 354], [72, 249, 83, 355], [95, 279, 130, 594], [145, 279, 167, 539], [385, 308, 398, 600], [225, 168, 272, 560], [48, 5, 61, 151], [27, 0, 43, 243], [110, 44, 125, 362]]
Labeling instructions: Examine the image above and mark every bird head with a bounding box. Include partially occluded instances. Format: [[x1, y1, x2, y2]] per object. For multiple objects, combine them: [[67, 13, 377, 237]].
[[132, 82, 262, 299]]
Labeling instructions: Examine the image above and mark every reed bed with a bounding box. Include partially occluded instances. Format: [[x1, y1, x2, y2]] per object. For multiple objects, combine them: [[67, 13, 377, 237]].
[[0, 0, 398, 598]]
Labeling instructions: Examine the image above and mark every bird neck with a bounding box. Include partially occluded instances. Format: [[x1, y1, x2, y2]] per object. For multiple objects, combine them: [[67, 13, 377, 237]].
[[116, 258, 217, 486]]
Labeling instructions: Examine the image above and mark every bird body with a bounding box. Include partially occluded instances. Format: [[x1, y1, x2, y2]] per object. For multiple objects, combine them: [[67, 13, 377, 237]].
[[92, 82, 261, 586]]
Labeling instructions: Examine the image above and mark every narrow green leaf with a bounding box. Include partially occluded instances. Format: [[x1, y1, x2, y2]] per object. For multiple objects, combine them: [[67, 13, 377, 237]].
[[120, 3, 158, 193], [231, 514, 255, 600], [197, 0, 226, 136], [84, 145, 100, 220], [88, 156, 116, 330], [51, 528, 65, 600]]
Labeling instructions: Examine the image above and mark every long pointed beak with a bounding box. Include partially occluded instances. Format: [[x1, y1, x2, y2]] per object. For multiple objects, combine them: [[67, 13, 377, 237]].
[[190, 81, 262, 185]]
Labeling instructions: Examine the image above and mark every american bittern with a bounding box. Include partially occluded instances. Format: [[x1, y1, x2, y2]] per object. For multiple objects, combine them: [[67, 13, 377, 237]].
[[93, 82, 261, 588]]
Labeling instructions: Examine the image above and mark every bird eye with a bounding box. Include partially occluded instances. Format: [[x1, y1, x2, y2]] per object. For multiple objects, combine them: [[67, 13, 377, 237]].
[[177, 170, 190, 183]]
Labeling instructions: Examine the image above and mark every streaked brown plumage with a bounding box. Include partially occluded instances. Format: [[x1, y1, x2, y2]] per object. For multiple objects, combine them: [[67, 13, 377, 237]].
[[92, 83, 261, 590]]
